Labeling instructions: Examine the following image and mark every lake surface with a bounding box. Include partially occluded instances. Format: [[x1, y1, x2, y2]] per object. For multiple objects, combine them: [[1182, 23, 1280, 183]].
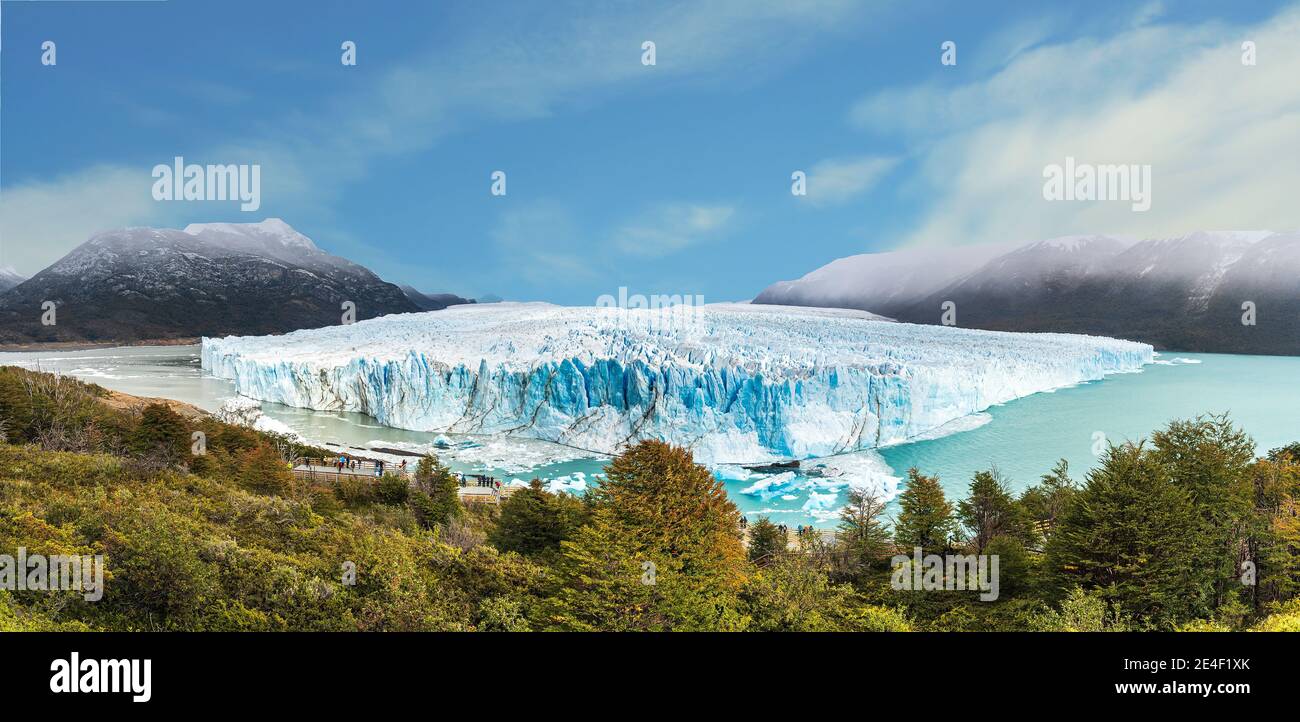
[[2, 346, 1297, 527]]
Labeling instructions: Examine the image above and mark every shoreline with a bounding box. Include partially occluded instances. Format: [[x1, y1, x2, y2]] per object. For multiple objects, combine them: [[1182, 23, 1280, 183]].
[[0, 337, 200, 353]]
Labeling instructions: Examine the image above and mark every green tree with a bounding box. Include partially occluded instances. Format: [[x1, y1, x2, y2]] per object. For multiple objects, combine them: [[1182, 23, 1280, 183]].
[[836, 487, 893, 579], [544, 441, 747, 631], [488, 479, 585, 559], [1244, 453, 1300, 613], [1019, 459, 1078, 542], [412, 454, 460, 528], [104, 506, 221, 627], [958, 468, 1035, 552], [983, 534, 1034, 598], [589, 441, 745, 576], [1045, 441, 1207, 627], [746, 516, 786, 567], [1268, 443, 1300, 464], [894, 468, 955, 554], [1150, 414, 1255, 611]]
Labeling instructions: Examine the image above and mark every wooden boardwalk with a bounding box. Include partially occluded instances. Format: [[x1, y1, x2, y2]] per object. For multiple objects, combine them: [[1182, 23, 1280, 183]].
[[739, 522, 836, 550], [291, 457, 517, 504]]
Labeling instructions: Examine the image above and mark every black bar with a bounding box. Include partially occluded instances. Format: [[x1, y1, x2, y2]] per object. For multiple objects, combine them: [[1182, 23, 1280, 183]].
[[1, 632, 1286, 710]]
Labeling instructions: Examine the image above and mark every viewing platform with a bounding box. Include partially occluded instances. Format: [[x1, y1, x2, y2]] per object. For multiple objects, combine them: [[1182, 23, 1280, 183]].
[[290, 457, 518, 504]]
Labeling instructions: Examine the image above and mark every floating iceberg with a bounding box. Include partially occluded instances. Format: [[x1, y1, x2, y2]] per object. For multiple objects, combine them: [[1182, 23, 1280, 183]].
[[215, 396, 302, 441], [201, 302, 1152, 464]]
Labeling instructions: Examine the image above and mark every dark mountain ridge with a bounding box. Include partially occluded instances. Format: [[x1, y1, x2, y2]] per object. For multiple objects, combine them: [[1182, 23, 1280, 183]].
[[0, 219, 446, 345]]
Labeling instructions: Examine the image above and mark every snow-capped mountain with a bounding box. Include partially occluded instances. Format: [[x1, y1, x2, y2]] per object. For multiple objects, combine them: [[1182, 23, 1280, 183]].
[[202, 302, 1152, 463], [0, 219, 422, 344], [0, 268, 25, 294], [184, 218, 326, 263], [754, 231, 1300, 354]]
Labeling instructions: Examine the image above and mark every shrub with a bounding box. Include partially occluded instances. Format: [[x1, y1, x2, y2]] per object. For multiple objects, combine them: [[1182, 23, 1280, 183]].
[[129, 403, 189, 465], [376, 473, 410, 505], [236, 443, 295, 496]]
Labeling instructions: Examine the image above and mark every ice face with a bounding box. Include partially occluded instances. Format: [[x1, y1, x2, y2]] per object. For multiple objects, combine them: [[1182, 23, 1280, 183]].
[[201, 302, 1153, 464]]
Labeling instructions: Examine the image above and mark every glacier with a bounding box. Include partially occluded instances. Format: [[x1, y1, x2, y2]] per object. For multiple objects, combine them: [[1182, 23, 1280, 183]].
[[200, 302, 1153, 464]]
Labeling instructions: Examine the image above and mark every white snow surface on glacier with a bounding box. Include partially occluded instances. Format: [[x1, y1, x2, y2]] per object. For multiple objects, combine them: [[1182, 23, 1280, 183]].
[[201, 302, 1153, 464]]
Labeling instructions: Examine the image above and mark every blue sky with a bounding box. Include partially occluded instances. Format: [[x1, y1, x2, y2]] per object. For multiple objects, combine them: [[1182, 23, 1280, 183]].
[[2, 0, 1297, 303]]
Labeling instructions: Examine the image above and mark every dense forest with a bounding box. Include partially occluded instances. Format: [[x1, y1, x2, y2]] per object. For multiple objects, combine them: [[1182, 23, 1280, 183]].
[[0, 366, 1296, 632]]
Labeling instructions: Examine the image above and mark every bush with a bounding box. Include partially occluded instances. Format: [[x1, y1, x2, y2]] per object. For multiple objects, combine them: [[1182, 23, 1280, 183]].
[[334, 474, 376, 506], [129, 403, 189, 465], [1032, 587, 1131, 632], [236, 443, 295, 496], [740, 554, 910, 632], [477, 597, 531, 632], [1251, 600, 1300, 631], [376, 473, 410, 505]]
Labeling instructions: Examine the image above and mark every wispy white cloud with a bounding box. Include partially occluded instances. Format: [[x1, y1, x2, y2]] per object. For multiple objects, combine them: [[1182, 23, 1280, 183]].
[[489, 200, 596, 283], [179, 80, 252, 107], [2, 0, 867, 276], [800, 155, 898, 207], [1131, 1, 1167, 28], [851, 5, 1300, 248], [0, 165, 192, 275], [614, 203, 736, 257]]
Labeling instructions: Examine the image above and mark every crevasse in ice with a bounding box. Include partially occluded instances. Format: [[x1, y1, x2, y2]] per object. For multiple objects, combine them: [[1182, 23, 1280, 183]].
[[201, 302, 1153, 464]]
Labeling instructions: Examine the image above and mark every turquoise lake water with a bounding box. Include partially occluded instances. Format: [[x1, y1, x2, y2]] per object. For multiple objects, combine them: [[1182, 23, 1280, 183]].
[[1, 347, 1296, 527], [878, 353, 1298, 506]]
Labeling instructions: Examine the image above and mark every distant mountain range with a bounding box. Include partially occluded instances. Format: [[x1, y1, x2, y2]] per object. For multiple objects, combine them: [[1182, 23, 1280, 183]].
[[755, 231, 1300, 355], [398, 284, 474, 312], [0, 219, 472, 346]]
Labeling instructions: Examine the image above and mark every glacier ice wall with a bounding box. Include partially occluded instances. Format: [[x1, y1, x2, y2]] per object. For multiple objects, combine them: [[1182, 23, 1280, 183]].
[[201, 303, 1153, 464]]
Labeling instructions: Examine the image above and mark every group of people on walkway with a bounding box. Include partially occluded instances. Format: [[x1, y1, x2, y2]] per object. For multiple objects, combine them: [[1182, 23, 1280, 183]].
[[457, 473, 500, 489], [737, 516, 819, 540], [330, 455, 409, 477]]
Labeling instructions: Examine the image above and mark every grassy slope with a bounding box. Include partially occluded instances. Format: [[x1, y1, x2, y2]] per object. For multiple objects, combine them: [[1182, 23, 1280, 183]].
[[0, 367, 544, 631]]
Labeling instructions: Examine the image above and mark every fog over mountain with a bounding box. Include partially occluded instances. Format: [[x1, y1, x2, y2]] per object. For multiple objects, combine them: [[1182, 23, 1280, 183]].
[[755, 231, 1300, 355]]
